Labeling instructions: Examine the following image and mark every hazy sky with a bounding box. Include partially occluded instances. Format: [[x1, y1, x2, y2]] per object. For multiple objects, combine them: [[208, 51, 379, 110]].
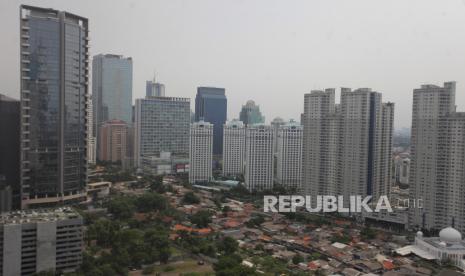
[[2, 0, 465, 128]]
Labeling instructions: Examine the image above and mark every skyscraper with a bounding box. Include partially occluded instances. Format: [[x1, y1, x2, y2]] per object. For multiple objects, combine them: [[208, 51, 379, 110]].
[[20, 5, 89, 208], [409, 82, 465, 233], [134, 96, 190, 166], [92, 54, 133, 137], [146, 74, 165, 97], [0, 94, 20, 209], [302, 88, 394, 202], [239, 100, 265, 126], [195, 87, 227, 155], [275, 120, 303, 191], [223, 120, 246, 177], [189, 121, 213, 184], [245, 124, 274, 191], [98, 120, 129, 163]]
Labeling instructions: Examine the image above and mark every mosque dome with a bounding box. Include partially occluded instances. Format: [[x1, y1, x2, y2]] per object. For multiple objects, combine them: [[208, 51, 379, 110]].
[[416, 231, 423, 238], [439, 227, 462, 243]]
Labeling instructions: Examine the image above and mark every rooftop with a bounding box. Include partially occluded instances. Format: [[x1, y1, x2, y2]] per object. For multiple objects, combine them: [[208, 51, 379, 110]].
[[1, 207, 81, 224]]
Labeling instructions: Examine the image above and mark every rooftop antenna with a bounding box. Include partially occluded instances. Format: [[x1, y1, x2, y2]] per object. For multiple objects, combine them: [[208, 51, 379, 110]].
[[153, 69, 157, 83]]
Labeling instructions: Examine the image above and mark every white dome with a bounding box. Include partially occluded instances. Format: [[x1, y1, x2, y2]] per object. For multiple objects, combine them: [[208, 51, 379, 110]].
[[439, 227, 462, 243], [416, 231, 423, 238]]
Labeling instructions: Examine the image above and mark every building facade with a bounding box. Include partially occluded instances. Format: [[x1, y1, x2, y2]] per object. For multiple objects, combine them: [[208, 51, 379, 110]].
[[189, 121, 213, 184], [245, 124, 274, 191], [0, 176, 12, 213], [275, 120, 303, 191], [194, 87, 227, 155], [0, 94, 20, 209], [302, 88, 394, 202], [394, 156, 410, 185], [98, 120, 129, 163], [271, 117, 286, 154], [409, 82, 465, 233], [239, 100, 265, 126], [134, 96, 190, 166], [86, 97, 96, 165], [223, 120, 246, 177], [0, 208, 83, 275], [92, 54, 132, 139], [20, 6, 89, 208]]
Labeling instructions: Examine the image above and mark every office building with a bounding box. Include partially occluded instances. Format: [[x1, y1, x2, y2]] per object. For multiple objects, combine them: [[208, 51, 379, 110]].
[[194, 87, 227, 155], [140, 152, 189, 175], [245, 124, 274, 191], [86, 97, 96, 165], [239, 100, 265, 126], [134, 96, 190, 166], [275, 120, 303, 190], [409, 82, 465, 233], [92, 54, 132, 137], [98, 120, 129, 163], [0, 94, 20, 209], [146, 74, 165, 97], [189, 121, 213, 184], [20, 6, 89, 208], [0, 207, 83, 275], [223, 120, 246, 177], [302, 88, 394, 202]]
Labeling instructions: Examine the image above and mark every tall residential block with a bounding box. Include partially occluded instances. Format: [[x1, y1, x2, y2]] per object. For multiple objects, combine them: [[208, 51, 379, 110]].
[[189, 121, 213, 184], [409, 82, 465, 233], [239, 100, 265, 126], [146, 74, 165, 97], [134, 97, 190, 166], [302, 88, 394, 202], [394, 156, 410, 185], [98, 120, 129, 163], [245, 124, 274, 191], [20, 6, 89, 208], [223, 120, 246, 177], [271, 117, 286, 154], [0, 94, 20, 209], [275, 120, 303, 190], [194, 87, 227, 155], [92, 54, 132, 138], [0, 208, 83, 275]]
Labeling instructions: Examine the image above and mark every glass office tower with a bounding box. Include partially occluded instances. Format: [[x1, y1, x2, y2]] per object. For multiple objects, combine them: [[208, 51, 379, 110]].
[[20, 5, 89, 208], [92, 54, 133, 131], [194, 87, 227, 155]]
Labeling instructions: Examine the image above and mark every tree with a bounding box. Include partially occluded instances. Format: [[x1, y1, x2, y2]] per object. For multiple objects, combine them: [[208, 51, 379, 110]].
[[190, 210, 212, 228], [107, 196, 135, 220], [361, 226, 376, 240], [292, 254, 304, 265], [149, 175, 165, 193], [182, 192, 200, 204], [217, 236, 238, 255], [135, 192, 168, 212], [214, 255, 258, 276]]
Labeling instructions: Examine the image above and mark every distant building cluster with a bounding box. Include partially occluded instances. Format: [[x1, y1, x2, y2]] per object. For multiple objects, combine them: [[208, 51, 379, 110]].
[[1, 4, 465, 274]]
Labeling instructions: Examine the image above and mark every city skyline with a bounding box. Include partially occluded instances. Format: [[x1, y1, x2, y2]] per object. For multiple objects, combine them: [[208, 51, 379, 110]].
[[2, 0, 465, 128]]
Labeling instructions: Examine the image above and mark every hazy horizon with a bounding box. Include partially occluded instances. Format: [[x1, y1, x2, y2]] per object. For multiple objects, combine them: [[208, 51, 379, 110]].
[[2, 0, 465, 128]]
